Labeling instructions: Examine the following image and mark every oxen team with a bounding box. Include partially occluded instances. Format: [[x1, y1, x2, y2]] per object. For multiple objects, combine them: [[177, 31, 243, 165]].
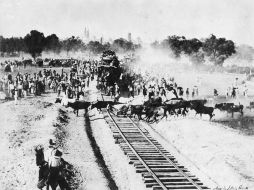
[[53, 59, 245, 122], [116, 98, 214, 122], [2, 56, 247, 122], [3, 55, 243, 122], [126, 98, 245, 122], [55, 94, 244, 123]]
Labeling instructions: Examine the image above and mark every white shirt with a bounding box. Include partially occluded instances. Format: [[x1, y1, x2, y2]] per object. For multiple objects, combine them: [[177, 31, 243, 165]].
[[44, 147, 56, 163], [49, 156, 62, 168], [9, 84, 14, 90]]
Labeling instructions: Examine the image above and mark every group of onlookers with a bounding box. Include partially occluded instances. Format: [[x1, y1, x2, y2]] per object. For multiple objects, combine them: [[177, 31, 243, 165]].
[[125, 76, 200, 102], [214, 78, 249, 99], [1, 57, 250, 106], [57, 61, 97, 100], [0, 69, 56, 103], [0, 58, 98, 104]]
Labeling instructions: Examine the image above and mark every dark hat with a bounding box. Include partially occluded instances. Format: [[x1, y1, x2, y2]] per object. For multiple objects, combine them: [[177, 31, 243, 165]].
[[49, 139, 56, 146], [54, 149, 63, 157]]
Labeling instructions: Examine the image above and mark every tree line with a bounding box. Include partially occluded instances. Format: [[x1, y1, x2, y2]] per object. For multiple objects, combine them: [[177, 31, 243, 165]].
[[151, 34, 236, 66], [0, 30, 141, 59]]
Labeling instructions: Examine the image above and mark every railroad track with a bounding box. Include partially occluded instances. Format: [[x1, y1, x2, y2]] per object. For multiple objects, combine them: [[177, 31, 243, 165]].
[[100, 94, 209, 190]]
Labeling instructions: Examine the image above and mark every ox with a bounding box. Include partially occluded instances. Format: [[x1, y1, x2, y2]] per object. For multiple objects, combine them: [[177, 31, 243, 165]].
[[128, 105, 145, 120], [190, 103, 215, 120], [67, 101, 91, 116], [144, 97, 162, 107], [90, 100, 123, 112], [143, 106, 164, 123], [215, 103, 243, 118], [55, 97, 76, 106]]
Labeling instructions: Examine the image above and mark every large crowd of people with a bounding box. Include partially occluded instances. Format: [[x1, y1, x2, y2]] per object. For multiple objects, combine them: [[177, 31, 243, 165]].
[[0, 59, 98, 104], [0, 55, 252, 190], [0, 56, 250, 107]]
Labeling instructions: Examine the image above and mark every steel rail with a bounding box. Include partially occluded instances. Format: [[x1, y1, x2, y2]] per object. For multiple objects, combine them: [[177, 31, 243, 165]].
[[127, 116, 204, 190], [101, 93, 206, 190], [106, 110, 168, 190]]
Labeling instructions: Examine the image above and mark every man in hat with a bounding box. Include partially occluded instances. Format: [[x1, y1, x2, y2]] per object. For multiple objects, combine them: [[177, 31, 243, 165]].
[[148, 85, 154, 100], [46, 139, 69, 189], [47, 148, 63, 185], [44, 139, 57, 164]]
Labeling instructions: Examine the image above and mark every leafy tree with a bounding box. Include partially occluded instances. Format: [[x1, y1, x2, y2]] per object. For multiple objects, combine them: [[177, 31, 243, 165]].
[[133, 43, 142, 50], [167, 35, 185, 57], [0, 36, 3, 55], [182, 38, 202, 55], [16, 37, 26, 52], [24, 30, 45, 59], [156, 34, 235, 66], [202, 34, 235, 65], [44, 34, 61, 53], [103, 42, 111, 52], [0, 37, 26, 56], [189, 50, 205, 65], [160, 36, 202, 57], [87, 41, 107, 54], [62, 36, 84, 55], [151, 41, 159, 48], [111, 38, 135, 52]]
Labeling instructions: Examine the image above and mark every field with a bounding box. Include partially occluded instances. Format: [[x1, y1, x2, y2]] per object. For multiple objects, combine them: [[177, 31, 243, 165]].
[[132, 53, 254, 188], [0, 59, 254, 189], [133, 54, 254, 188], [0, 65, 147, 190]]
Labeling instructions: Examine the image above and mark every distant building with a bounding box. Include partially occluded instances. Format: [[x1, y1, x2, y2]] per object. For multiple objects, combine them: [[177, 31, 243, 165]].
[[128, 33, 132, 42], [137, 37, 142, 44], [84, 27, 90, 42]]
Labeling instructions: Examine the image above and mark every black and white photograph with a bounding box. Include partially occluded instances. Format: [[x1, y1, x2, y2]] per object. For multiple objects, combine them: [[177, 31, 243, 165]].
[[0, 0, 253, 189]]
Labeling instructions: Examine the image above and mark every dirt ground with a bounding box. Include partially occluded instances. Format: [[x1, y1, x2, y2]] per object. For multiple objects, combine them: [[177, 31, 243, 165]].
[[0, 83, 112, 190], [0, 78, 147, 190], [1, 65, 254, 190], [144, 118, 254, 189], [88, 81, 147, 190], [0, 93, 58, 190]]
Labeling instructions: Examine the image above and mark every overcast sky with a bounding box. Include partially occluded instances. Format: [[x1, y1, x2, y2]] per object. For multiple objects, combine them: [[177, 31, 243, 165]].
[[0, 0, 253, 46]]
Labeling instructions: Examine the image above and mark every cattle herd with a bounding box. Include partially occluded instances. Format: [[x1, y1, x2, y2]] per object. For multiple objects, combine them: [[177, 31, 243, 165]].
[[55, 92, 245, 123], [0, 51, 250, 123], [113, 98, 244, 122]]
